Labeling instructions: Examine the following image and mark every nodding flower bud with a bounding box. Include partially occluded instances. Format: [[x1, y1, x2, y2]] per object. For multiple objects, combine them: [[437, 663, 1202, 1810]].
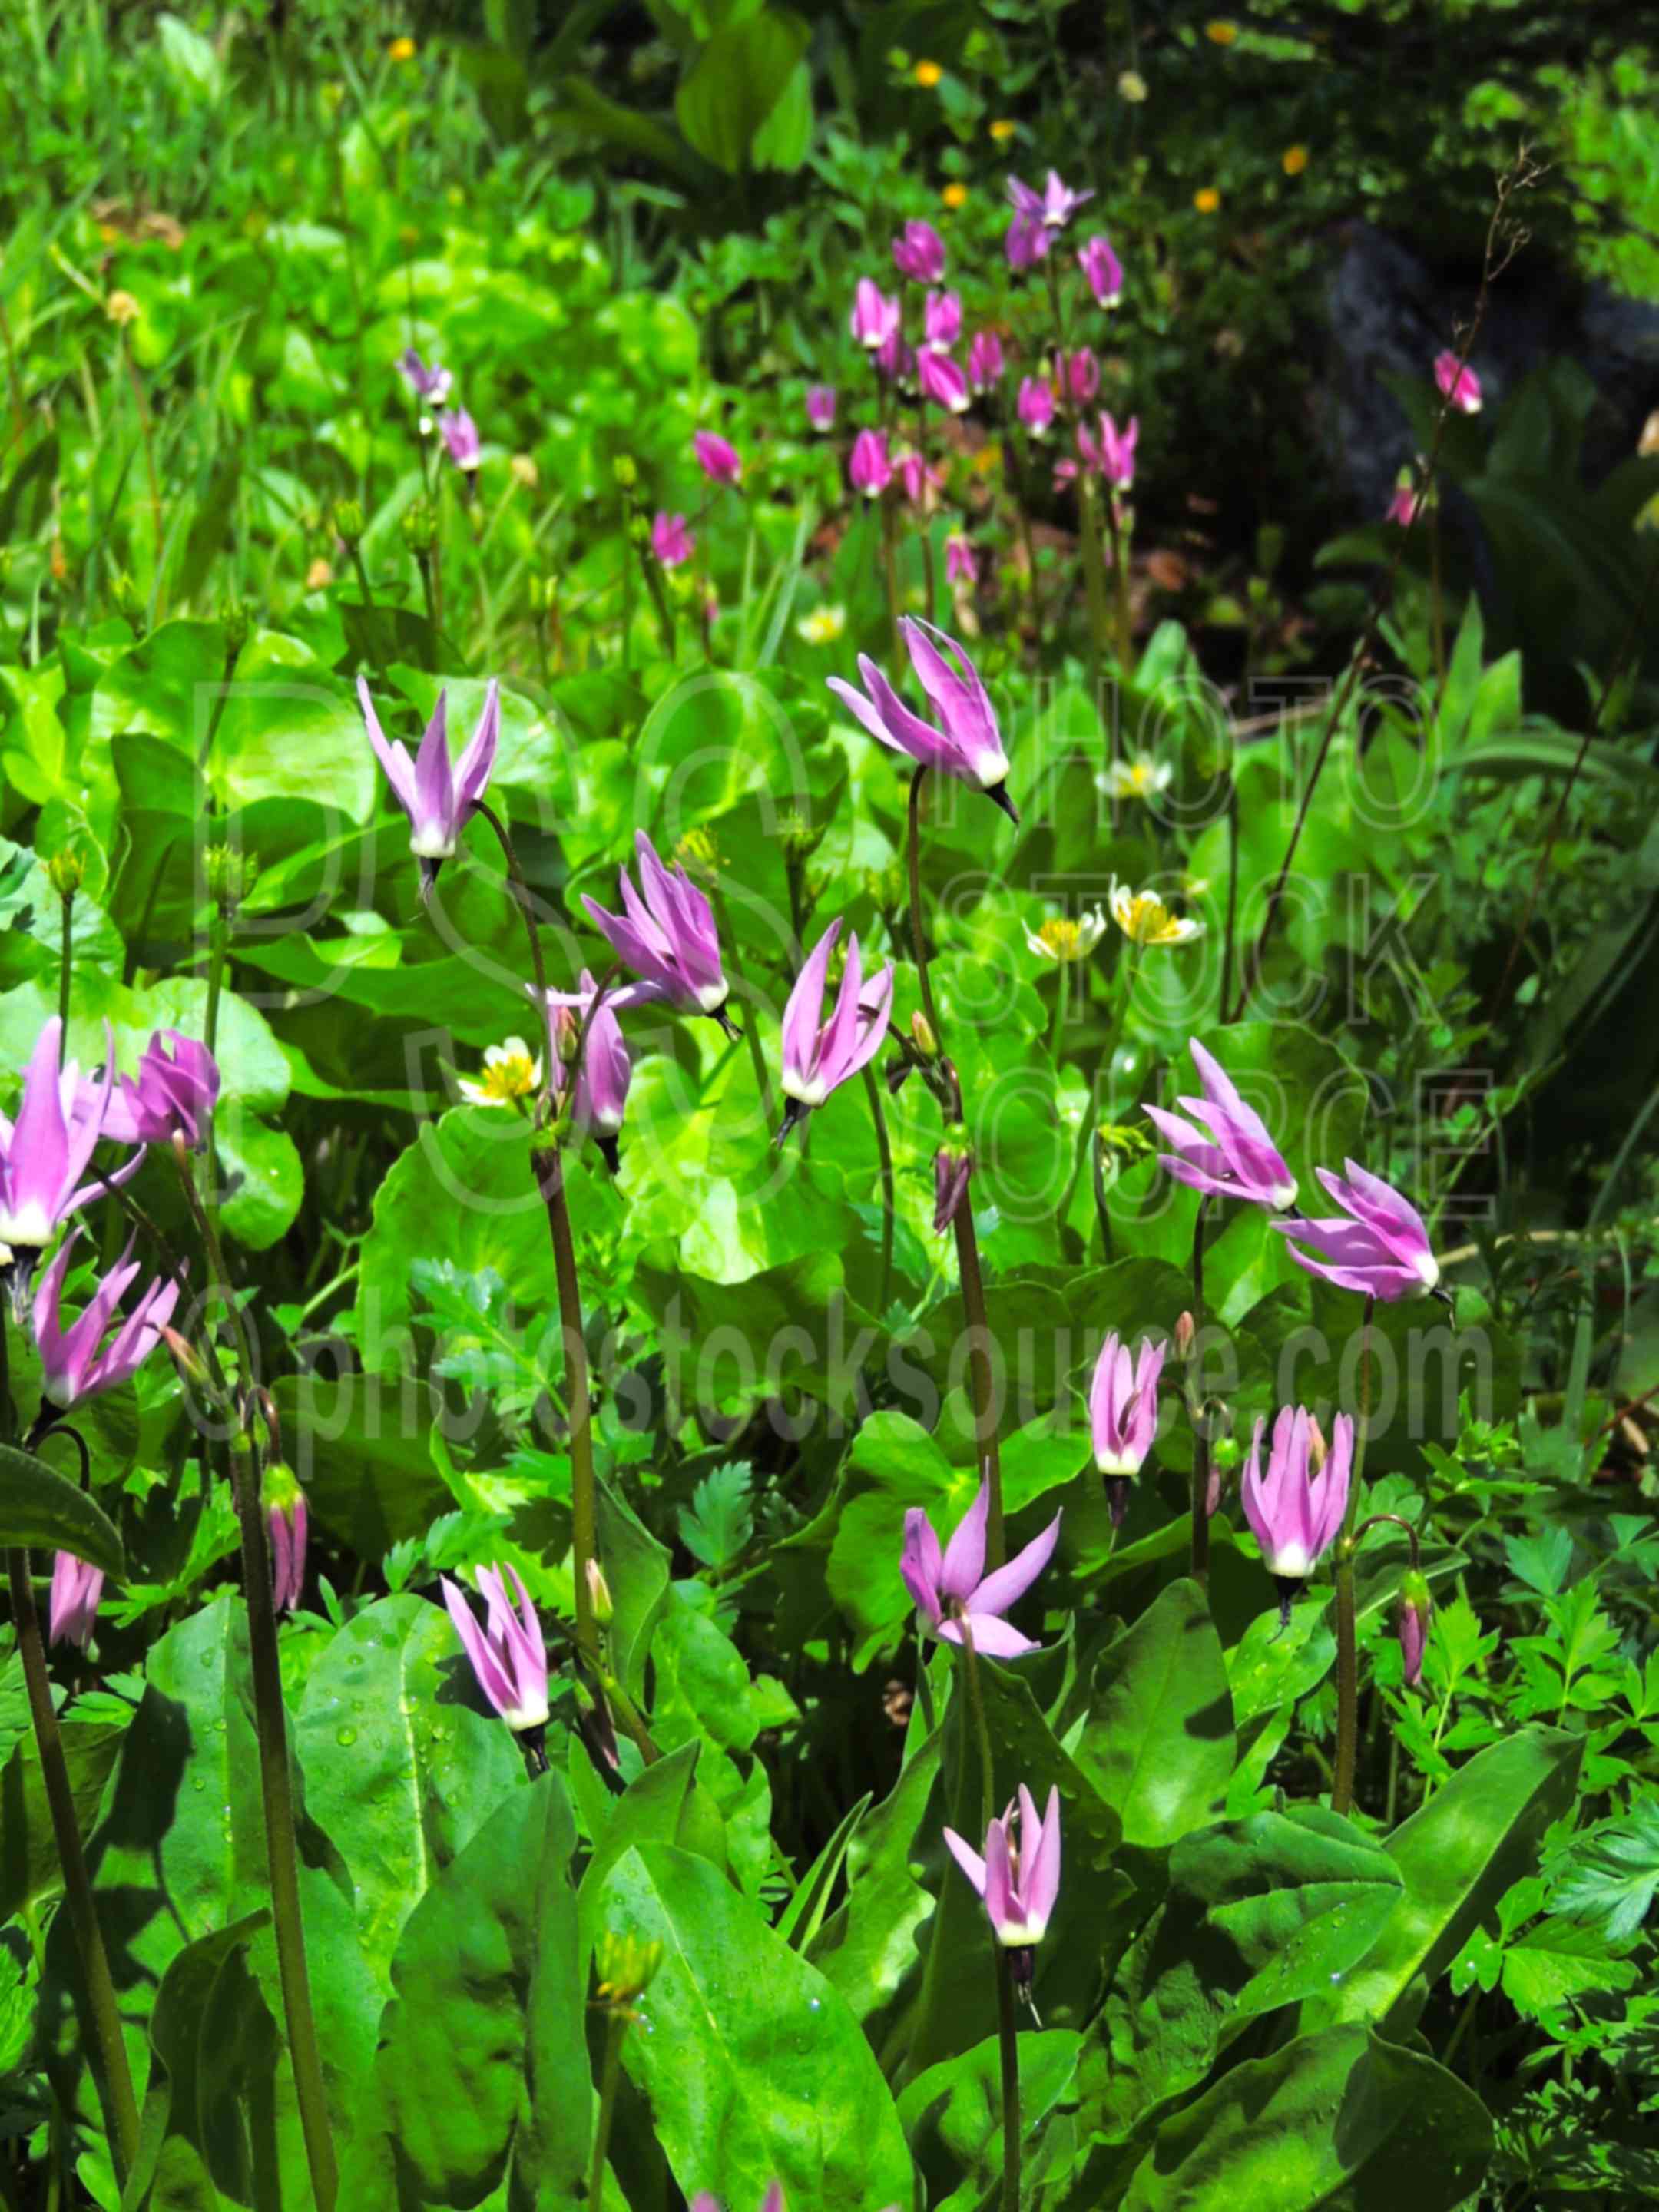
[[402, 498, 438, 555], [1173, 1310, 1195, 1361], [47, 848, 86, 899], [594, 1930, 664, 2015], [220, 598, 252, 656], [933, 1139, 972, 1235], [333, 496, 366, 544], [204, 843, 257, 914], [1397, 1570, 1432, 1690], [586, 1556, 614, 1626], [910, 1011, 939, 1061]]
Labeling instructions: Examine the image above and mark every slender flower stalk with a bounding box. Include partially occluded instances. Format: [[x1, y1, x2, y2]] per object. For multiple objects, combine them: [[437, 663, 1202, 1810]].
[[1331, 1296, 1376, 1815], [862, 1061, 896, 1315]]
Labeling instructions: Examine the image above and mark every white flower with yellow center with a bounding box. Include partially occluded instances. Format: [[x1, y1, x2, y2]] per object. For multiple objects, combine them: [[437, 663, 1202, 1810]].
[[1098, 753, 1172, 803], [798, 605, 846, 646], [459, 1037, 542, 1111], [1023, 909, 1108, 964], [1108, 879, 1204, 948]]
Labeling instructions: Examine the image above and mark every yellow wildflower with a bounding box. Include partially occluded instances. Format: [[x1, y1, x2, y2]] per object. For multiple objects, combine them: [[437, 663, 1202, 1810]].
[[942, 182, 969, 210], [105, 290, 141, 326], [304, 558, 334, 591], [1109, 880, 1204, 948], [1118, 70, 1148, 102], [1282, 144, 1308, 176], [459, 1038, 542, 1112], [914, 59, 942, 87], [1205, 19, 1238, 44], [1024, 910, 1108, 964], [388, 35, 416, 61], [988, 118, 1016, 143], [1194, 187, 1221, 214], [797, 605, 846, 646]]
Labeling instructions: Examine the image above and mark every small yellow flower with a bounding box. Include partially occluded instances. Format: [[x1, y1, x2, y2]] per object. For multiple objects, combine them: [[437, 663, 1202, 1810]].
[[988, 118, 1017, 143], [674, 826, 720, 880], [1193, 187, 1221, 214], [1098, 753, 1173, 803], [1118, 69, 1148, 102], [1205, 19, 1238, 44], [1024, 909, 1108, 964], [510, 452, 539, 488], [305, 558, 334, 591], [797, 605, 846, 646], [941, 182, 969, 210], [388, 35, 416, 61], [914, 59, 942, 87], [1282, 144, 1308, 176], [105, 290, 141, 326], [1109, 879, 1204, 948], [459, 1038, 543, 1111]]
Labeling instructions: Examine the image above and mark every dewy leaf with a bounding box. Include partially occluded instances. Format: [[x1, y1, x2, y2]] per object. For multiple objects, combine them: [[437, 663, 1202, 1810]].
[[0, 1442, 126, 1575], [1302, 1726, 1584, 2036], [1120, 2025, 1492, 2212], [601, 1842, 912, 2211], [343, 1773, 588, 2210], [1076, 1578, 1234, 1846]]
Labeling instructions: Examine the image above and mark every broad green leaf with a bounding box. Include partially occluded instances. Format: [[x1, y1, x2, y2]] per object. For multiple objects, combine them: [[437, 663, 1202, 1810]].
[[596, 1475, 671, 1703], [601, 1842, 912, 2210], [899, 2028, 1083, 2211], [0, 1442, 126, 1574], [1121, 2025, 1491, 2212], [1076, 1579, 1234, 1846], [675, 11, 811, 174]]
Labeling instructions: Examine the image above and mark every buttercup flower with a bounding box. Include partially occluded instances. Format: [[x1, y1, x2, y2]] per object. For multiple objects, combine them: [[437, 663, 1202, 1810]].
[[33, 1230, 180, 1409], [1090, 1330, 1165, 1479], [1241, 1407, 1353, 1587], [917, 349, 969, 414], [101, 1029, 219, 1149], [264, 1462, 309, 1616], [1078, 233, 1124, 307], [944, 1786, 1062, 1982], [398, 348, 452, 406], [1144, 1038, 1298, 1210], [1017, 376, 1056, 437], [914, 58, 942, 87], [805, 383, 837, 433], [693, 430, 743, 485], [1194, 187, 1221, 214], [1434, 351, 1482, 413], [1023, 909, 1106, 963], [49, 1553, 104, 1651], [652, 512, 694, 568], [441, 1564, 549, 1734], [940, 182, 968, 210], [1007, 169, 1094, 233], [438, 407, 482, 473], [1274, 1161, 1439, 1300], [892, 220, 947, 284], [828, 617, 1017, 820], [849, 429, 893, 499], [923, 289, 962, 352], [1098, 751, 1169, 803], [901, 1479, 1061, 1657], [0, 1018, 119, 1303], [1109, 880, 1204, 946], [543, 969, 633, 1171], [850, 278, 900, 351], [1283, 144, 1309, 175], [459, 1037, 542, 1112], [777, 919, 894, 1143], [359, 678, 502, 898], [967, 329, 1005, 389], [581, 831, 732, 1029], [945, 535, 979, 587], [988, 118, 1017, 143], [797, 604, 847, 645]]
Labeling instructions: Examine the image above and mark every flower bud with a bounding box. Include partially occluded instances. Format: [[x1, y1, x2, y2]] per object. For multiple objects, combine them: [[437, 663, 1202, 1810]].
[[594, 1929, 663, 2013], [1396, 1570, 1432, 1690], [47, 848, 86, 899], [204, 843, 257, 915], [911, 1011, 938, 1061], [1306, 1415, 1328, 1475], [1173, 1310, 1195, 1361], [333, 496, 365, 545], [586, 1557, 614, 1626], [612, 454, 639, 492], [220, 597, 252, 657], [402, 498, 438, 555]]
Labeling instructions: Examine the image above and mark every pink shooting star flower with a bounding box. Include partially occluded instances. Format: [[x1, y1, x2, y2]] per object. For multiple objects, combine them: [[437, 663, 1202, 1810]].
[[849, 429, 894, 498], [1241, 1408, 1353, 1605], [1017, 376, 1056, 437], [1065, 348, 1100, 405], [944, 1786, 1062, 2009], [1143, 1038, 1297, 1209], [1008, 169, 1094, 233], [100, 1029, 219, 1151], [1397, 1570, 1432, 1691], [438, 407, 482, 474], [541, 969, 633, 1173], [945, 535, 979, 586], [581, 831, 733, 1032], [0, 1017, 123, 1312], [399, 348, 452, 406], [805, 383, 837, 433], [922, 289, 962, 352], [967, 329, 1005, 390], [441, 1563, 550, 1737], [1078, 233, 1124, 307], [828, 616, 1017, 821], [1434, 351, 1482, 414], [1273, 1160, 1440, 1301], [32, 1229, 180, 1410], [849, 278, 900, 352], [1078, 410, 1137, 488], [776, 919, 893, 1144], [1091, 1330, 1167, 1528], [898, 449, 945, 506], [933, 1144, 972, 1233], [48, 1552, 104, 1651], [263, 1462, 309, 1616], [1005, 210, 1049, 271], [892, 219, 946, 285], [693, 429, 743, 486], [901, 1479, 1061, 1659], [358, 678, 502, 902], [651, 511, 694, 569], [916, 349, 970, 414]]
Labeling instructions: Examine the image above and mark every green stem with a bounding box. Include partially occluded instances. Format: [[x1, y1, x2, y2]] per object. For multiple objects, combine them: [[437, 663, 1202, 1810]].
[[349, 542, 375, 608], [956, 1614, 996, 1833], [196, 637, 243, 779], [538, 1145, 598, 1661], [953, 1206, 1005, 1574], [0, 1319, 140, 2189], [1331, 1293, 1376, 1818], [588, 2008, 627, 2211], [57, 889, 73, 1039], [907, 768, 940, 1046], [712, 880, 773, 1125], [1048, 956, 1068, 1066], [879, 494, 902, 663], [1190, 1195, 1212, 1583], [995, 1948, 1023, 2212], [202, 902, 229, 1227], [861, 1061, 896, 1316], [1220, 779, 1239, 1023]]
